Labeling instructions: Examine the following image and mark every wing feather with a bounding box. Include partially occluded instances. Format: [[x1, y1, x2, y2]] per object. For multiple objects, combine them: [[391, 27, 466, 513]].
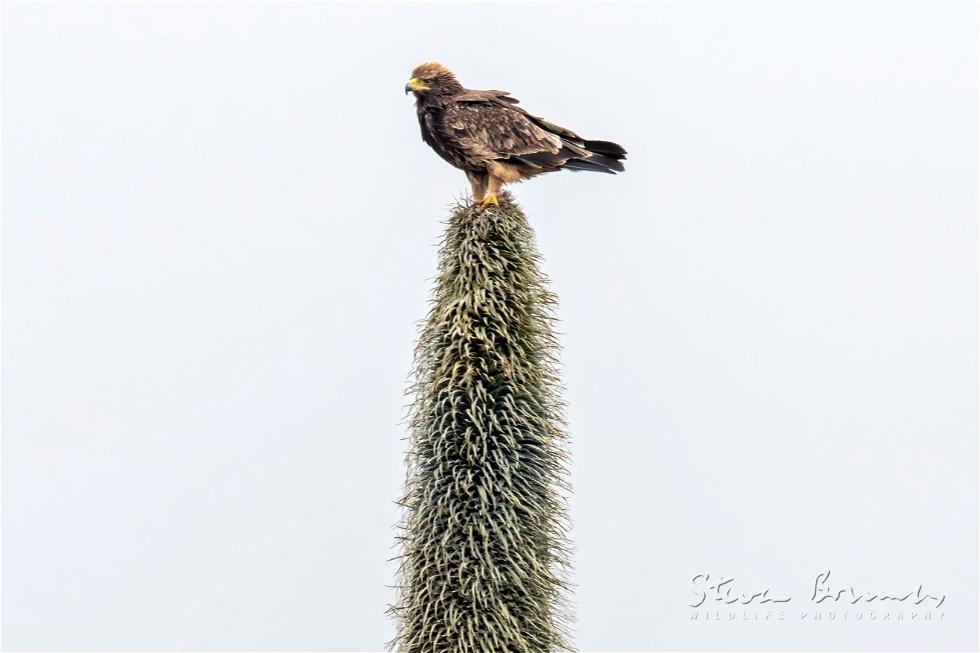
[[444, 100, 562, 163], [445, 89, 626, 174]]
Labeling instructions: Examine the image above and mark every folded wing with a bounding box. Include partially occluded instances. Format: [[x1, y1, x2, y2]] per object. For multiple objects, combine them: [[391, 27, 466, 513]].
[[448, 90, 627, 175]]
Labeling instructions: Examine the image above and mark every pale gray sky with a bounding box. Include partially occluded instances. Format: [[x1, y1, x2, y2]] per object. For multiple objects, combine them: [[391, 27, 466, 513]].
[[2, 2, 977, 651]]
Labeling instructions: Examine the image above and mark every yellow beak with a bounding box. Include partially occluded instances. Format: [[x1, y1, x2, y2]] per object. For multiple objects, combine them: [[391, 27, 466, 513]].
[[404, 78, 429, 94]]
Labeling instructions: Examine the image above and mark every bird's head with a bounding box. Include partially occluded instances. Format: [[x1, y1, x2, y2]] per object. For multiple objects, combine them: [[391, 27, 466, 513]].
[[405, 62, 463, 97]]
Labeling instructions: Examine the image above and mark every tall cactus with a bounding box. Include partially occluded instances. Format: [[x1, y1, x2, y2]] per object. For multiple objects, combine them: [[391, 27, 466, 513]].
[[391, 192, 573, 652]]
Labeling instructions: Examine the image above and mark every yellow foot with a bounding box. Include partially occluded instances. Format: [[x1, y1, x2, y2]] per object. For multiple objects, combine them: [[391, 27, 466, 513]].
[[475, 193, 499, 210]]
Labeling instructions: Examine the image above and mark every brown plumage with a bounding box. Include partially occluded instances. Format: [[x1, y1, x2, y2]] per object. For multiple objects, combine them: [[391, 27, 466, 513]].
[[405, 62, 627, 208]]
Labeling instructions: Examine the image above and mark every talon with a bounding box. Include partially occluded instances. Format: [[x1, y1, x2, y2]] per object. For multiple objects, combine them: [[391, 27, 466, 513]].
[[478, 193, 499, 208]]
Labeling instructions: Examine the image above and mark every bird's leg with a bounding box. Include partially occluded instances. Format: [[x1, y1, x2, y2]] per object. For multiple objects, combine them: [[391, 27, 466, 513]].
[[478, 175, 502, 209], [466, 172, 488, 205]]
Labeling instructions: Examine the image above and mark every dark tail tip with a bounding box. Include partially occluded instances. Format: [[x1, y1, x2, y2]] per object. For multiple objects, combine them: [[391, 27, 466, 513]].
[[563, 154, 624, 174], [584, 139, 627, 159]]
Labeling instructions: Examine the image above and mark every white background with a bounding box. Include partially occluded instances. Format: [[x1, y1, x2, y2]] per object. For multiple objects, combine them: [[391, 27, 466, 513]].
[[2, 2, 977, 651]]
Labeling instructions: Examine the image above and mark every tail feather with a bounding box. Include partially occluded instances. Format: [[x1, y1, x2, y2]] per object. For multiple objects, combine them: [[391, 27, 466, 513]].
[[562, 158, 618, 174], [584, 139, 627, 158], [516, 138, 628, 174], [560, 138, 627, 174]]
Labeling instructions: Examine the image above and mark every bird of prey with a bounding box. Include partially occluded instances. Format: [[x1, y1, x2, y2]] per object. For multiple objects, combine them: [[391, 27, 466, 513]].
[[405, 62, 626, 208]]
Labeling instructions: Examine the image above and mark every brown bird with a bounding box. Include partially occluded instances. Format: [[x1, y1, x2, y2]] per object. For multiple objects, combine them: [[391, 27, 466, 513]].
[[405, 62, 626, 208]]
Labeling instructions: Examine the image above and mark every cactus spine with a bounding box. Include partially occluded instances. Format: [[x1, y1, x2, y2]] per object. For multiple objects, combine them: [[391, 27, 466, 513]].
[[391, 192, 573, 653]]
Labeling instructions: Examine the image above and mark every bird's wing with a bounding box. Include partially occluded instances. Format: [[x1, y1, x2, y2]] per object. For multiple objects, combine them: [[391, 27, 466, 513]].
[[455, 90, 582, 141], [449, 90, 599, 170], [446, 93, 565, 161]]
